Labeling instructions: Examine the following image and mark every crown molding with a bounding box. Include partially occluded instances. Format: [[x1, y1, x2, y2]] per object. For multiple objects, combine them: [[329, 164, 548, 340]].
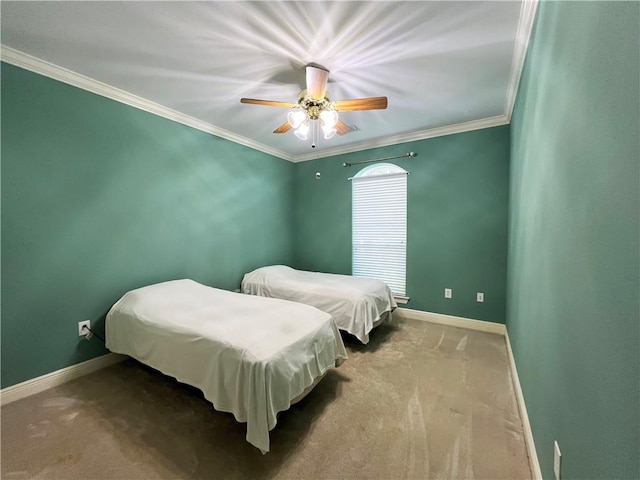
[[292, 115, 510, 162], [0, 45, 295, 162], [2, 0, 536, 167], [504, 0, 540, 121]]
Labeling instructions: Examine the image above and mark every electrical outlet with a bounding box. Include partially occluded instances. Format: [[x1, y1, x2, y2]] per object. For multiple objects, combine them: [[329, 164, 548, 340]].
[[554, 440, 562, 480], [78, 320, 91, 336], [477, 292, 484, 302], [444, 288, 452, 299]]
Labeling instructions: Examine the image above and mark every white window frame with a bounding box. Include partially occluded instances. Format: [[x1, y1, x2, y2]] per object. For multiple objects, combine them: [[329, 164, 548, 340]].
[[351, 163, 407, 297]]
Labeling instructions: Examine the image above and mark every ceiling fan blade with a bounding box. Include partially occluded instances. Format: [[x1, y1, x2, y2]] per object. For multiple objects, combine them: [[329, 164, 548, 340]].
[[240, 98, 296, 108], [306, 65, 329, 101], [333, 97, 388, 112], [335, 120, 354, 136], [273, 122, 292, 134]]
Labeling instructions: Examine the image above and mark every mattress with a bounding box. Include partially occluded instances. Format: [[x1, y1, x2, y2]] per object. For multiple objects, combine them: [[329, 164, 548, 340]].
[[241, 265, 397, 344], [105, 279, 347, 453]]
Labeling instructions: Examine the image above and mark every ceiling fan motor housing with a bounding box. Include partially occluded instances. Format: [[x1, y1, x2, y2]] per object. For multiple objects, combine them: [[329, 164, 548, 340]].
[[298, 90, 332, 120]]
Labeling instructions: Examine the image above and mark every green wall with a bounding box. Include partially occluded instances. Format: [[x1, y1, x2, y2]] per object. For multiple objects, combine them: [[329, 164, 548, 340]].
[[1, 63, 294, 388], [5, 8, 638, 477], [508, 2, 639, 479], [293, 126, 510, 323]]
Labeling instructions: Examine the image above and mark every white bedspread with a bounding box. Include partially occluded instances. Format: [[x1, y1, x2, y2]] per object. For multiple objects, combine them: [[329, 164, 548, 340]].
[[242, 266, 397, 344], [105, 279, 347, 453]]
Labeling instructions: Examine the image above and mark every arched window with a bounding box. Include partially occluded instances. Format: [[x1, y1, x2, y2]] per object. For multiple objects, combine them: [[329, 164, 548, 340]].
[[352, 163, 407, 296]]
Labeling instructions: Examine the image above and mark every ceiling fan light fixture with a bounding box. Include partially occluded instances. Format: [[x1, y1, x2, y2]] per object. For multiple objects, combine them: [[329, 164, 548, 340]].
[[294, 122, 310, 141], [322, 125, 337, 140], [319, 109, 338, 129], [287, 110, 306, 129]]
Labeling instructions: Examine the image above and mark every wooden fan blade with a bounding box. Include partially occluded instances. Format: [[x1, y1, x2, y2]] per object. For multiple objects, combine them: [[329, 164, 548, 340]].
[[333, 97, 388, 111], [306, 65, 329, 101], [273, 122, 292, 134], [335, 119, 354, 136], [241, 98, 296, 108]]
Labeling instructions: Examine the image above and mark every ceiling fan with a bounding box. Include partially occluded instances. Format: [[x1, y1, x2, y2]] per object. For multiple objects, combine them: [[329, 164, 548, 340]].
[[240, 65, 388, 143]]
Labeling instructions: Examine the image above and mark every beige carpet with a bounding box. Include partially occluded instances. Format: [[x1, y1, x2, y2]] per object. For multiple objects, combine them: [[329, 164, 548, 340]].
[[1, 317, 531, 479]]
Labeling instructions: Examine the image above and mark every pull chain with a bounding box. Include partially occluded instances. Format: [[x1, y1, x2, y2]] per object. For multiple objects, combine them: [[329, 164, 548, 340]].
[[311, 119, 317, 149]]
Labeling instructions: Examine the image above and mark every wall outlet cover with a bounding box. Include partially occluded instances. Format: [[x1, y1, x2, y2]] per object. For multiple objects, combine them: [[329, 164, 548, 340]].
[[444, 288, 452, 298], [78, 320, 91, 336], [477, 292, 484, 302]]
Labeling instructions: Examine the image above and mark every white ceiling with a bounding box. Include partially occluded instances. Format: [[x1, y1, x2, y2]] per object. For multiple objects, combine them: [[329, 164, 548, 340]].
[[1, 1, 537, 162]]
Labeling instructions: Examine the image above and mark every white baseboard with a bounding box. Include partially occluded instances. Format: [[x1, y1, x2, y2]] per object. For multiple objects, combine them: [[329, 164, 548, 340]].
[[505, 331, 542, 479], [395, 307, 541, 478], [395, 307, 507, 335], [1, 353, 127, 406]]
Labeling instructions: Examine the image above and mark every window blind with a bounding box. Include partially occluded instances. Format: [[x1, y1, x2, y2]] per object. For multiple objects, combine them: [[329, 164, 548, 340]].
[[352, 172, 407, 295]]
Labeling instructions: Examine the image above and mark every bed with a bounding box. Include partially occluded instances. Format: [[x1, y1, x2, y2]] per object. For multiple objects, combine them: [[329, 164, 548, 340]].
[[241, 265, 397, 344], [105, 279, 347, 453]]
